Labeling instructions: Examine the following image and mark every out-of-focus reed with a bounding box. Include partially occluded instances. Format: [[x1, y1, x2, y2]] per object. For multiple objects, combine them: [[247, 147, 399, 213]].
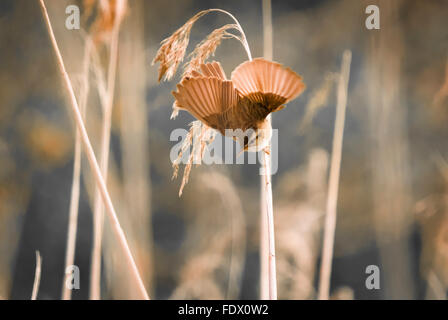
[[318, 50, 351, 300], [38, 0, 149, 300]]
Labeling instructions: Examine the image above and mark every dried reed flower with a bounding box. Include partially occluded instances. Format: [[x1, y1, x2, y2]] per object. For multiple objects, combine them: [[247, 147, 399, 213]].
[[84, 0, 128, 44], [152, 9, 252, 82], [172, 121, 216, 196], [170, 22, 241, 119], [183, 24, 240, 78], [82, 0, 96, 20], [170, 101, 180, 119], [152, 10, 211, 82]]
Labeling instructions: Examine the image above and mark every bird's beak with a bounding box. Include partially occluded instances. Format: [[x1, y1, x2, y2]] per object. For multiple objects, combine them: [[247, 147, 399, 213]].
[[263, 147, 270, 155]]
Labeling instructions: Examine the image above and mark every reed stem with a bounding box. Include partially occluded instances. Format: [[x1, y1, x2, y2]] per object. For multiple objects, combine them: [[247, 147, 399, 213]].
[[261, 0, 277, 300], [31, 251, 41, 300], [89, 6, 121, 300], [38, 0, 149, 300], [317, 50, 351, 300], [62, 38, 92, 300]]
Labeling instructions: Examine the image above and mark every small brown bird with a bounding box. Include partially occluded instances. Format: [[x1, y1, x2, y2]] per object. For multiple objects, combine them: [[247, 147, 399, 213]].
[[172, 58, 305, 152]]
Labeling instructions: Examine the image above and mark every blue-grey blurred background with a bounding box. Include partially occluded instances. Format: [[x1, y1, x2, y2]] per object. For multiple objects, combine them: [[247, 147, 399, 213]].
[[0, 0, 447, 300]]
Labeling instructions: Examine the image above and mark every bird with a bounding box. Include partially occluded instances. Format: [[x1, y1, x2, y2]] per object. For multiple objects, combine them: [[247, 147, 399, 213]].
[[172, 58, 305, 152]]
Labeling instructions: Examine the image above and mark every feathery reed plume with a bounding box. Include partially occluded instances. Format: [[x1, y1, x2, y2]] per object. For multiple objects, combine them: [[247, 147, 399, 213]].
[[172, 121, 200, 180], [38, 0, 148, 300], [84, 0, 128, 44], [89, 0, 127, 300], [318, 50, 352, 300], [183, 24, 241, 78], [31, 251, 41, 300], [154, 8, 252, 120], [152, 10, 209, 82], [172, 121, 216, 196], [62, 37, 93, 300], [152, 9, 252, 82]]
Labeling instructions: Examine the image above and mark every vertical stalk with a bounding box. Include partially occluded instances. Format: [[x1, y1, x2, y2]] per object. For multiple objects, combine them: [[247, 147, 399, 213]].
[[261, 0, 277, 300], [113, 0, 154, 298], [38, 0, 149, 300], [31, 251, 41, 300], [259, 185, 268, 299], [62, 38, 92, 300], [317, 50, 351, 300], [367, 0, 414, 299], [89, 6, 121, 300]]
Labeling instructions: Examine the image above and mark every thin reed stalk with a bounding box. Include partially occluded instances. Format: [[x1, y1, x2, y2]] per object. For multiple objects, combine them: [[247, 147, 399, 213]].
[[259, 185, 268, 299], [31, 251, 41, 300], [62, 38, 93, 300], [38, 0, 149, 300], [90, 4, 122, 300], [317, 50, 352, 300], [367, 1, 414, 299], [261, 0, 277, 300], [114, 0, 153, 298], [261, 154, 277, 300]]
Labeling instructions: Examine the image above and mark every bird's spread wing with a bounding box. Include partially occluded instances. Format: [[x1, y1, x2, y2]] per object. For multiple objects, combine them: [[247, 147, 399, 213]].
[[231, 58, 305, 113], [172, 64, 238, 129]]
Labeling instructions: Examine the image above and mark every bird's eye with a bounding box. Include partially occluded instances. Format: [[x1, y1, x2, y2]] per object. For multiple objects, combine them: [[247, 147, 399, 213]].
[[247, 133, 258, 146]]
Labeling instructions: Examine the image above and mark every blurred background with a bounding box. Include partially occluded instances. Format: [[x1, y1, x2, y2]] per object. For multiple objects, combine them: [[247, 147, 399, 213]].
[[0, 0, 447, 300]]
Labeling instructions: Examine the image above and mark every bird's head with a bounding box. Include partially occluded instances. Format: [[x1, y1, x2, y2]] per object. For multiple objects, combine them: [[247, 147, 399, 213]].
[[243, 119, 272, 153]]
